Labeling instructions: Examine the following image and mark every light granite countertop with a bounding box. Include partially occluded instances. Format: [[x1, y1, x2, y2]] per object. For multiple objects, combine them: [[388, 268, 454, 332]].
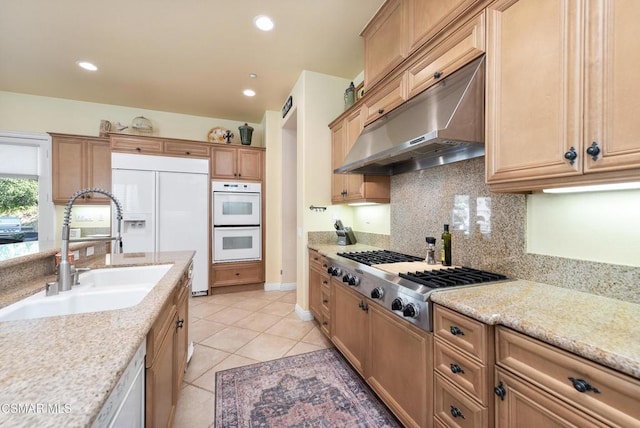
[[0, 250, 194, 428], [430, 281, 640, 379], [308, 243, 640, 380]]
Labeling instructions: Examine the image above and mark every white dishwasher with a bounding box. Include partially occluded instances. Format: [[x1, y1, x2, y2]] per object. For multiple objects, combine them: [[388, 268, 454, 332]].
[[93, 340, 146, 427]]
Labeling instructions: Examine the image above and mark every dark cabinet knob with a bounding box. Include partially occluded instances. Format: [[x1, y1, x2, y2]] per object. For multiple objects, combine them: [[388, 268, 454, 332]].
[[450, 326, 464, 336], [450, 406, 465, 419], [586, 141, 601, 161], [322, 280, 328, 285], [434, 71, 443, 79], [450, 363, 464, 374], [322, 299, 328, 304], [494, 381, 506, 400], [176, 318, 184, 329], [186, 151, 191, 155], [378, 108, 384, 115], [564, 146, 577, 165], [568, 377, 600, 394], [135, 147, 141, 151], [322, 321, 328, 326]]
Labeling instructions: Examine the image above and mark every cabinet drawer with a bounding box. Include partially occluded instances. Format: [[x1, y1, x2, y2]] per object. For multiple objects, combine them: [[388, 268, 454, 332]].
[[212, 263, 263, 287], [163, 140, 210, 157], [320, 284, 330, 312], [408, 12, 485, 98], [111, 136, 163, 154], [435, 337, 488, 405], [319, 310, 330, 337], [496, 326, 640, 427], [308, 251, 328, 272], [434, 373, 487, 428], [363, 73, 408, 125], [434, 305, 490, 363]]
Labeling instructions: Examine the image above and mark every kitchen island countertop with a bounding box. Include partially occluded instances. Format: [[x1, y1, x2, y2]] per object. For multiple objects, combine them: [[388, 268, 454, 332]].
[[431, 280, 640, 379], [0, 250, 194, 427]]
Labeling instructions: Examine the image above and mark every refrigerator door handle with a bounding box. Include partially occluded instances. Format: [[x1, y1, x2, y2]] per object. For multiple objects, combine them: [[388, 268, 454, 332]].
[[154, 171, 160, 253]]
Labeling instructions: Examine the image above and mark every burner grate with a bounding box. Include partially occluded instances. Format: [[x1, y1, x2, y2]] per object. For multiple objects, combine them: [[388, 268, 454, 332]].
[[399, 267, 507, 288], [337, 250, 423, 266]]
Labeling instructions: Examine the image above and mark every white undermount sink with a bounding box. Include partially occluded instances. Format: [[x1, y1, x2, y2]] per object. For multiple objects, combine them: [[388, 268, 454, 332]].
[[0, 264, 173, 322]]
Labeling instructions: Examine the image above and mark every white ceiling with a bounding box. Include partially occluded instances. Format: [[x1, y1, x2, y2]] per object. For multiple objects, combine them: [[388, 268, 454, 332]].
[[0, 0, 385, 123]]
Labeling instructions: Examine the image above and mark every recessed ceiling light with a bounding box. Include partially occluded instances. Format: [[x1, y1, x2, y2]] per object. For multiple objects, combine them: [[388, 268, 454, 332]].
[[243, 89, 256, 97], [76, 61, 98, 71], [249, 73, 257, 78], [254, 15, 274, 31]]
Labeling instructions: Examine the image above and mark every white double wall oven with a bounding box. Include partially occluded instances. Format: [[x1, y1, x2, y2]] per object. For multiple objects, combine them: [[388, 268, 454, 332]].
[[212, 181, 261, 263]]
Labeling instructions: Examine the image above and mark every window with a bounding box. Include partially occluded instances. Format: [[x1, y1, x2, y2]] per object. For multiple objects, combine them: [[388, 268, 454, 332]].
[[0, 131, 53, 245]]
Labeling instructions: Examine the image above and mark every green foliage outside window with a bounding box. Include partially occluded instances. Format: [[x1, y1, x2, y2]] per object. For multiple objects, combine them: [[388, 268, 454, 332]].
[[0, 178, 38, 212]]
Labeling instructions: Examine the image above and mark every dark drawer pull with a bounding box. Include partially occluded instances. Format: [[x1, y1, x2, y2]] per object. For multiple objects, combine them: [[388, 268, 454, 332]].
[[568, 377, 600, 394], [450, 363, 464, 374], [450, 326, 464, 336], [434, 71, 443, 79], [450, 406, 465, 419], [322, 299, 328, 304], [494, 381, 506, 400]]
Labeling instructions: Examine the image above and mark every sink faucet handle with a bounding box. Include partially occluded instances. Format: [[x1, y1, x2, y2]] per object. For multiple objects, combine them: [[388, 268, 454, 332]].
[[73, 267, 91, 285], [46, 281, 59, 296]]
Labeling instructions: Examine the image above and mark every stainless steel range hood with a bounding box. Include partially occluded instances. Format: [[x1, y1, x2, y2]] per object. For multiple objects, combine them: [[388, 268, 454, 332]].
[[335, 56, 485, 175]]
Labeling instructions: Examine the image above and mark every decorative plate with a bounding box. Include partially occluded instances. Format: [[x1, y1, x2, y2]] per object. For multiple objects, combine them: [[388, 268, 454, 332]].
[[207, 126, 228, 143]]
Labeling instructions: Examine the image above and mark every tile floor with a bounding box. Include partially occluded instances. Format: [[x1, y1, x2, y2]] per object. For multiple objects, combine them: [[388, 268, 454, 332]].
[[173, 288, 333, 427]]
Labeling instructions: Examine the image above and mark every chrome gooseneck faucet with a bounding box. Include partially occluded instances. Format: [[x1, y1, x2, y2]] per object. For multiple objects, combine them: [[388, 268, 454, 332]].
[[57, 188, 123, 292]]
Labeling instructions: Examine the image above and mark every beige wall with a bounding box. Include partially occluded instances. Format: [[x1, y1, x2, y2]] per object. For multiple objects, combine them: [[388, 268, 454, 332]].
[[263, 110, 283, 286], [526, 190, 640, 267], [0, 91, 262, 145]]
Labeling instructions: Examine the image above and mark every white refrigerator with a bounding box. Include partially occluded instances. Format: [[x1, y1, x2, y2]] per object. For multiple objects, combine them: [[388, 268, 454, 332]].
[[111, 153, 209, 295]]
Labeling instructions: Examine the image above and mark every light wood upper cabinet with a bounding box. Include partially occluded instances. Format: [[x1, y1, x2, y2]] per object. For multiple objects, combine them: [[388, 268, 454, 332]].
[[51, 134, 111, 204], [407, 0, 481, 53], [486, 0, 640, 192], [407, 11, 486, 99], [330, 107, 390, 204], [363, 73, 408, 125], [362, 0, 408, 90], [211, 145, 264, 182]]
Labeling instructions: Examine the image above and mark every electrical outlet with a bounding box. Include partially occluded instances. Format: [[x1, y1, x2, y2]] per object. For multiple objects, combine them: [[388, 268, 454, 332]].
[[86, 246, 94, 256], [73, 250, 80, 260]]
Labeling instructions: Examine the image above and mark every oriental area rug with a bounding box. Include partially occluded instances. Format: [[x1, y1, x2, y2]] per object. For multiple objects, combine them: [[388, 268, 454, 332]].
[[214, 348, 402, 427]]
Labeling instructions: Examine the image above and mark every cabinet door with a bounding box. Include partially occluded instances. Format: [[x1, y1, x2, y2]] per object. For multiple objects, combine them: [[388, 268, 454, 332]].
[[331, 281, 368, 375], [85, 140, 111, 203], [495, 368, 608, 428], [331, 120, 347, 203], [408, 12, 486, 99], [345, 108, 365, 200], [367, 304, 432, 428], [146, 314, 176, 428], [308, 266, 322, 320], [52, 137, 84, 204], [174, 285, 188, 397], [407, 0, 479, 53], [237, 148, 262, 181], [363, 73, 408, 125], [363, 0, 407, 89], [211, 146, 238, 179], [584, 0, 640, 174], [485, 0, 583, 184]]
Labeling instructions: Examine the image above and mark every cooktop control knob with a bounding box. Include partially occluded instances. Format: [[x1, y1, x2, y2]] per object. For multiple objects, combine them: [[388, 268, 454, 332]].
[[342, 273, 351, 283], [391, 298, 405, 311], [370, 287, 384, 299], [328, 266, 342, 277], [402, 303, 419, 319], [348, 275, 360, 287]]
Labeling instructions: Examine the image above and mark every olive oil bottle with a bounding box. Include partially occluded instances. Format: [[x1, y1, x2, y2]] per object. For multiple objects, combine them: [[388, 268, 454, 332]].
[[441, 224, 451, 266]]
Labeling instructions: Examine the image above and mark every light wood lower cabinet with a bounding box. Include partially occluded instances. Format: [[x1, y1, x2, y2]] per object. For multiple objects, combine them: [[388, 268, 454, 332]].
[[210, 260, 264, 290], [495, 326, 640, 428], [433, 304, 494, 427], [145, 265, 190, 428], [331, 279, 432, 428], [308, 250, 330, 334], [367, 304, 432, 428]]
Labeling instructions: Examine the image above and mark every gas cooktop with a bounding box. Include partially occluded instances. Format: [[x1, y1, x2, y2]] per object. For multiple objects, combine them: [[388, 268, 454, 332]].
[[327, 249, 508, 331]]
